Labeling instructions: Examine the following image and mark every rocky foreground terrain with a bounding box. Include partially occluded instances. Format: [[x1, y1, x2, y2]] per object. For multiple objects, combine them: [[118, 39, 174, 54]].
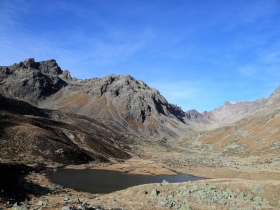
[[0, 58, 280, 209]]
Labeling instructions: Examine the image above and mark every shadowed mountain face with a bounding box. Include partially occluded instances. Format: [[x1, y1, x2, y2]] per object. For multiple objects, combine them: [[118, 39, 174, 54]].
[[0, 93, 132, 165]]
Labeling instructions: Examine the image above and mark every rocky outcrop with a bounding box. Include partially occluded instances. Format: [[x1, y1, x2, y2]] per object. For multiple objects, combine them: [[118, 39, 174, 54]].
[[61, 70, 72, 80], [0, 58, 67, 102]]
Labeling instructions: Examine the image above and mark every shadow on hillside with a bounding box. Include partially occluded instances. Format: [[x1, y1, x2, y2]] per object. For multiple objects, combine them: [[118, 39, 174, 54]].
[[0, 162, 51, 204]]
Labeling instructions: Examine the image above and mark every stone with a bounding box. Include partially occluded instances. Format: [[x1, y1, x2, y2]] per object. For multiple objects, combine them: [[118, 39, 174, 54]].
[[253, 197, 269, 206], [88, 195, 96, 199], [162, 180, 169, 185], [208, 183, 217, 190], [189, 185, 198, 193], [180, 205, 191, 210], [73, 198, 80, 204], [94, 206, 104, 210], [167, 193, 174, 199], [150, 189, 159, 196], [61, 206, 75, 210], [253, 196, 263, 205], [12, 205, 28, 210], [78, 202, 89, 210], [237, 192, 245, 200], [158, 199, 168, 206], [252, 186, 265, 194], [89, 200, 101, 206], [226, 188, 235, 198], [245, 194, 253, 201], [218, 198, 227, 205], [37, 199, 48, 206], [64, 196, 70, 203], [138, 189, 147, 195]]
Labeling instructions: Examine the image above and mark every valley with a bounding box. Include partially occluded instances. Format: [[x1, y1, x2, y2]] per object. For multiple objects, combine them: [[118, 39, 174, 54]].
[[0, 58, 279, 209]]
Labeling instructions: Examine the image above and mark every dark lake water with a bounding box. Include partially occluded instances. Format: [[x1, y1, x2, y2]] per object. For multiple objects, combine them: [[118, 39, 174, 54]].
[[48, 169, 204, 194]]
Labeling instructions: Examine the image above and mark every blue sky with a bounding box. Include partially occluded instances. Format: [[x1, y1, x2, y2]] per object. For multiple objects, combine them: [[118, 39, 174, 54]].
[[0, 0, 279, 112]]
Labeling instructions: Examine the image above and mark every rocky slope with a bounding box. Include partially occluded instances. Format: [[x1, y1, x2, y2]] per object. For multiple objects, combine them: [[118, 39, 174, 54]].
[[0, 93, 134, 166], [0, 58, 207, 139], [1, 58, 280, 209]]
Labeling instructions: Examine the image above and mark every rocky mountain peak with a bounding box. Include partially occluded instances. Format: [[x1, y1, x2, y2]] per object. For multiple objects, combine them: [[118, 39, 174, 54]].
[[11, 58, 63, 76], [267, 86, 280, 105], [185, 109, 202, 119], [0, 58, 66, 101], [61, 70, 72, 80]]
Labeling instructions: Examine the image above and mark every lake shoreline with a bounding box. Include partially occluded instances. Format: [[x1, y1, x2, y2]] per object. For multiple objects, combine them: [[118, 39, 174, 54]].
[[47, 168, 204, 194], [62, 158, 180, 176]]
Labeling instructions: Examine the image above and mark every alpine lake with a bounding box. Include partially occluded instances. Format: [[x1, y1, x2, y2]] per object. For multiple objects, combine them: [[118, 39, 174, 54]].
[[48, 169, 204, 194]]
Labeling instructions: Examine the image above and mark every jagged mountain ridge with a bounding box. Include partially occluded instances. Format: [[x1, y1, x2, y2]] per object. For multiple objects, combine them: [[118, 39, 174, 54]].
[[0, 58, 199, 138], [201, 87, 280, 124], [2, 58, 280, 138]]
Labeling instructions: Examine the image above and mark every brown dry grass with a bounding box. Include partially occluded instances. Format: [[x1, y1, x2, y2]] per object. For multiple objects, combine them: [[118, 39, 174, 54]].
[[58, 93, 80, 107], [58, 93, 89, 107], [54, 91, 62, 100]]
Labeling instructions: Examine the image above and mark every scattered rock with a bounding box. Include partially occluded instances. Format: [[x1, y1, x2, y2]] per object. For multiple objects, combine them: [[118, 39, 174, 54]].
[[64, 196, 70, 203], [37, 199, 48, 206], [245, 194, 253, 201], [180, 205, 192, 210], [138, 189, 147, 195], [12, 205, 28, 210], [252, 186, 265, 194], [73, 198, 80, 204], [88, 195, 96, 199], [78, 202, 90, 210], [162, 180, 169, 185], [61, 206, 75, 210], [150, 189, 159, 196]]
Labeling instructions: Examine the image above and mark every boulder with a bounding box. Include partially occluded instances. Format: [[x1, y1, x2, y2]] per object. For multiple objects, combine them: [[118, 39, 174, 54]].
[[150, 189, 159, 196]]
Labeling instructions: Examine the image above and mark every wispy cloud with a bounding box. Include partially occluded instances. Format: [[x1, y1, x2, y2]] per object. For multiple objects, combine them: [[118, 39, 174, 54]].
[[262, 51, 280, 64], [148, 80, 205, 110], [150, 81, 201, 100], [0, 1, 279, 112], [238, 65, 258, 78]]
